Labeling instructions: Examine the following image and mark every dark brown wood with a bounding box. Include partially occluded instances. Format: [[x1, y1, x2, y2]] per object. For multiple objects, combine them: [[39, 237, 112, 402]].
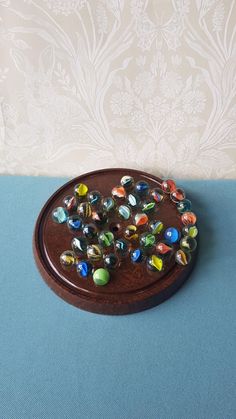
[[33, 168, 197, 315]]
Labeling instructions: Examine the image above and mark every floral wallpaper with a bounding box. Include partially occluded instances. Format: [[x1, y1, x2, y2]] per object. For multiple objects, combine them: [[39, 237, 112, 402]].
[[0, 0, 236, 178]]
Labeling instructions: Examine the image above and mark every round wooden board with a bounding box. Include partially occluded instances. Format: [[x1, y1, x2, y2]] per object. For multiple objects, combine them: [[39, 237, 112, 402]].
[[33, 168, 197, 315]]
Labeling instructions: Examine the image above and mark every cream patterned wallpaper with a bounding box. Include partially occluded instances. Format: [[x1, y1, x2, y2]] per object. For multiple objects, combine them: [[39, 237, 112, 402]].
[[0, 0, 236, 178]]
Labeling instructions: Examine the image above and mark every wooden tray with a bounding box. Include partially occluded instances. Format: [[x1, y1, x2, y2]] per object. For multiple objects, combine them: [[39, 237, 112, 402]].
[[33, 168, 197, 314]]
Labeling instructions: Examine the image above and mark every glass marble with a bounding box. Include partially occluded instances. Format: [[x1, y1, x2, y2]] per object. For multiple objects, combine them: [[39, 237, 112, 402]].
[[131, 248, 144, 264], [67, 215, 83, 232], [77, 202, 92, 218], [142, 201, 156, 214], [149, 220, 164, 235], [98, 231, 114, 248], [93, 268, 110, 286], [60, 250, 76, 268], [140, 232, 156, 249], [115, 239, 130, 256], [87, 190, 102, 206], [127, 193, 141, 208], [111, 186, 126, 199], [124, 225, 139, 241], [109, 222, 122, 237], [134, 213, 148, 227], [180, 236, 197, 253], [87, 244, 103, 262], [175, 249, 191, 266], [52, 207, 68, 224], [92, 210, 108, 227], [135, 180, 149, 196], [102, 197, 116, 212], [164, 227, 180, 243], [63, 195, 77, 212], [161, 179, 176, 194], [76, 260, 93, 277], [103, 253, 119, 270], [120, 175, 134, 189], [82, 223, 97, 239], [170, 188, 186, 203], [118, 205, 131, 220], [71, 236, 87, 256], [177, 199, 192, 214], [181, 211, 197, 226], [147, 255, 163, 272], [74, 183, 88, 198], [150, 188, 164, 204], [156, 241, 173, 255], [182, 224, 198, 238]]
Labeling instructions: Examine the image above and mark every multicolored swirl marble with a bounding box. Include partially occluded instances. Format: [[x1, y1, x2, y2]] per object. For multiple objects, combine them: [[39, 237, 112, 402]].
[[118, 205, 131, 220], [161, 179, 176, 194], [134, 213, 148, 227], [77, 202, 92, 218], [87, 190, 102, 207], [120, 175, 134, 189], [103, 253, 119, 270], [98, 231, 114, 248], [140, 233, 156, 249], [170, 188, 186, 203], [63, 195, 77, 212], [181, 211, 197, 226], [87, 244, 103, 262], [111, 186, 126, 199], [150, 188, 164, 204], [175, 249, 191, 266], [182, 224, 198, 238], [149, 220, 164, 235], [60, 250, 76, 268], [124, 225, 139, 241], [180, 236, 197, 252]]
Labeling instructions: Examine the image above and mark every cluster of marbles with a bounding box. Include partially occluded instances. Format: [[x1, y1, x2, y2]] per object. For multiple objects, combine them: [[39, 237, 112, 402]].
[[52, 175, 198, 286]]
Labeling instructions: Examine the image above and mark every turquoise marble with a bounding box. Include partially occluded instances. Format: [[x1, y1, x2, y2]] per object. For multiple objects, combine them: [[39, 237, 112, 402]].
[[52, 207, 68, 224], [177, 199, 192, 214]]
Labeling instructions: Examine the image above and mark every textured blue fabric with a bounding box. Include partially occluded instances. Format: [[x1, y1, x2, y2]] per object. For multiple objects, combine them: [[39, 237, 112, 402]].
[[0, 176, 235, 419]]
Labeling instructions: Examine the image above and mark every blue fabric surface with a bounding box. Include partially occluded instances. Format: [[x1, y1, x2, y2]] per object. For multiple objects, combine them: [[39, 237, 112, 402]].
[[0, 176, 235, 419]]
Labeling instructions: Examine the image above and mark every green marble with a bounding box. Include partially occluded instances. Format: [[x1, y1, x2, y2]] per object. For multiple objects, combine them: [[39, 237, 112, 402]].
[[93, 268, 110, 286]]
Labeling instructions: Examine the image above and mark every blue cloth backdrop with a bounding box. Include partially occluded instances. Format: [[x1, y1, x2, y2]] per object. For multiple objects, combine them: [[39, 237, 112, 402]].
[[0, 176, 235, 419]]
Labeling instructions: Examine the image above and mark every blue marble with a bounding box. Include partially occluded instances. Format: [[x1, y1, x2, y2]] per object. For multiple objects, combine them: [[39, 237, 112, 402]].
[[131, 248, 144, 263], [76, 260, 93, 278], [67, 215, 83, 231], [164, 227, 180, 244], [135, 180, 150, 196]]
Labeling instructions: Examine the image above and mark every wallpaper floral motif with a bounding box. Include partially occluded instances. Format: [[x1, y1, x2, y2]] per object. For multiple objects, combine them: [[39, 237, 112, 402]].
[[0, 0, 236, 178]]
